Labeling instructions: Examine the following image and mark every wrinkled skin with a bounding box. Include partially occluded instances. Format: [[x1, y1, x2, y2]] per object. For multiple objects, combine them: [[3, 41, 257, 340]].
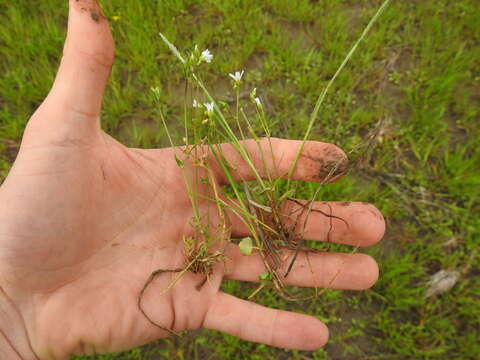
[[0, 1, 385, 359]]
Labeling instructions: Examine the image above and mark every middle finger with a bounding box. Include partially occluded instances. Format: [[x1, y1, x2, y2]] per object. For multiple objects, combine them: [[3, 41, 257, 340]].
[[229, 200, 385, 247]]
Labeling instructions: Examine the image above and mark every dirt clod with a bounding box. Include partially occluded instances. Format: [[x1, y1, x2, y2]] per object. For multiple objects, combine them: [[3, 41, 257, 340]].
[[90, 9, 100, 22], [300, 152, 348, 181], [74, 0, 104, 23]]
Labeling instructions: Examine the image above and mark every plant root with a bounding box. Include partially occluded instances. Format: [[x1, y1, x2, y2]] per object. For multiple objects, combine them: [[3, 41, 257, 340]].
[[137, 268, 183, 336]]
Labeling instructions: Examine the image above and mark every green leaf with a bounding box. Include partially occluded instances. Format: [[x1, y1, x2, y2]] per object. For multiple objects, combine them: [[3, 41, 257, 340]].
[[259, 272, 272, 281], [174, 155, 184, 168], [239, 237, 253, 255]]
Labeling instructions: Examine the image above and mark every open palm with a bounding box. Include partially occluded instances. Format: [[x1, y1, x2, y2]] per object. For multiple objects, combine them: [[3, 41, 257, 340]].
[[0, 1, 385, 359]]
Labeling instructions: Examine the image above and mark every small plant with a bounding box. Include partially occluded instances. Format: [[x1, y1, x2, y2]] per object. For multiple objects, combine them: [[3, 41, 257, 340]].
[[140, 0, 391, 332]]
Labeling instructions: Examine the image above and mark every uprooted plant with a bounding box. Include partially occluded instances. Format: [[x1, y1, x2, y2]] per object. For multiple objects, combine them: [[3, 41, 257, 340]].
[[139, 0, 391, 332]]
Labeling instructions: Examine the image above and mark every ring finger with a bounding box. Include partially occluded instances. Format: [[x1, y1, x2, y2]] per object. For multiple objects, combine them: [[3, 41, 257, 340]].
[[224, 244, 379, 290]]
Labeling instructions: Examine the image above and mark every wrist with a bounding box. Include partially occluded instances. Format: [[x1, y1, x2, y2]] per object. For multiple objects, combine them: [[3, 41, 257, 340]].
[[0, 286, 38, 360]]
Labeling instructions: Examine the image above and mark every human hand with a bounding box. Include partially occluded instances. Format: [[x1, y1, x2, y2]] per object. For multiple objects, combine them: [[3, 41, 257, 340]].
[[0, 1, 385, 359]]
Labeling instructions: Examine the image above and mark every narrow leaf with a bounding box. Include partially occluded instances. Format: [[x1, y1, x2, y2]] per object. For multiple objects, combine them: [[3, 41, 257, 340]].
[[159, 32, 186, 64], [248, 199, 272, 213], [174, 155, 184, 168]]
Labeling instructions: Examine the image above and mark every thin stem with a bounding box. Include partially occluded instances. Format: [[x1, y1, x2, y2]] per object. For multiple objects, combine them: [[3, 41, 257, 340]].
[[235, 86, 245, 139], [184, 78, 189, 145], [287, 0, 392, 185]]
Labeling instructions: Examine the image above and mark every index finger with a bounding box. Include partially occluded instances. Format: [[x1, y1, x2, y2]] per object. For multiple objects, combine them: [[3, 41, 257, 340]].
[[210, 138, 348, 185]]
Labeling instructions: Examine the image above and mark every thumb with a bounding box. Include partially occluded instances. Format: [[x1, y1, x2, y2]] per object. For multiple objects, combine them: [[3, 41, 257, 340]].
[[26, 0, 114, 144]]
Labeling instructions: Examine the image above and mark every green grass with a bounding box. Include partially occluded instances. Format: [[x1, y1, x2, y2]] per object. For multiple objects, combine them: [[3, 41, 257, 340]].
[[1, 0, 479, 359]]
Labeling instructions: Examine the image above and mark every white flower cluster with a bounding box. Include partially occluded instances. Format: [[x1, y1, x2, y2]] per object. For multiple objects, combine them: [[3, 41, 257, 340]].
[[188, 44, 214, 66], [159, 33, 214, 66], [204, 102, 215, 116], [200, 49, 213, 63], [250, 87, 262, 108], [192, 100, 215, 118]]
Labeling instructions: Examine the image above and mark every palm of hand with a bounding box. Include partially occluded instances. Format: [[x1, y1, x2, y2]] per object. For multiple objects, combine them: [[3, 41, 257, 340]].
[[0, 1, 385, 358], [3, 127, 222, 355]]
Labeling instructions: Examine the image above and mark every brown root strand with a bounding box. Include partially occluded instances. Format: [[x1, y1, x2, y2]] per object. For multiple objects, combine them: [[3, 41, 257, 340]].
[[137, 268, 183, 336]]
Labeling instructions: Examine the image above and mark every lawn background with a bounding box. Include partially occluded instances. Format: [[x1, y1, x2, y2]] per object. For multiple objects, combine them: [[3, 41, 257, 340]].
[[0, 0, 479, 359]]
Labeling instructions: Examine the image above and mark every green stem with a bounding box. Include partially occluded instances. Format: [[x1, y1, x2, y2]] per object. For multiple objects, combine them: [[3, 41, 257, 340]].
[[287, 0, 392, 185]]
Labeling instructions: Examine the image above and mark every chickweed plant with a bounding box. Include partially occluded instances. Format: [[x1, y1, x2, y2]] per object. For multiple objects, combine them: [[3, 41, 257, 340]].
[[139, 0, 391, 332]]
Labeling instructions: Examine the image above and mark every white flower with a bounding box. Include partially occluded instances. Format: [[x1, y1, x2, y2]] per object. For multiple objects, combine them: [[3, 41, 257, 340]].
[[204, 102, 215, 116], [254, 97, 261, 106], [192, 99, 200, 108], [229, 70, 245, 83], [200, 49, 213, 63]]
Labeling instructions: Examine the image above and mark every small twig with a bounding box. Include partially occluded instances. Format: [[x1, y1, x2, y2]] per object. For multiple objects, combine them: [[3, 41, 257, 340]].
[[247, 283, 266, 300]]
